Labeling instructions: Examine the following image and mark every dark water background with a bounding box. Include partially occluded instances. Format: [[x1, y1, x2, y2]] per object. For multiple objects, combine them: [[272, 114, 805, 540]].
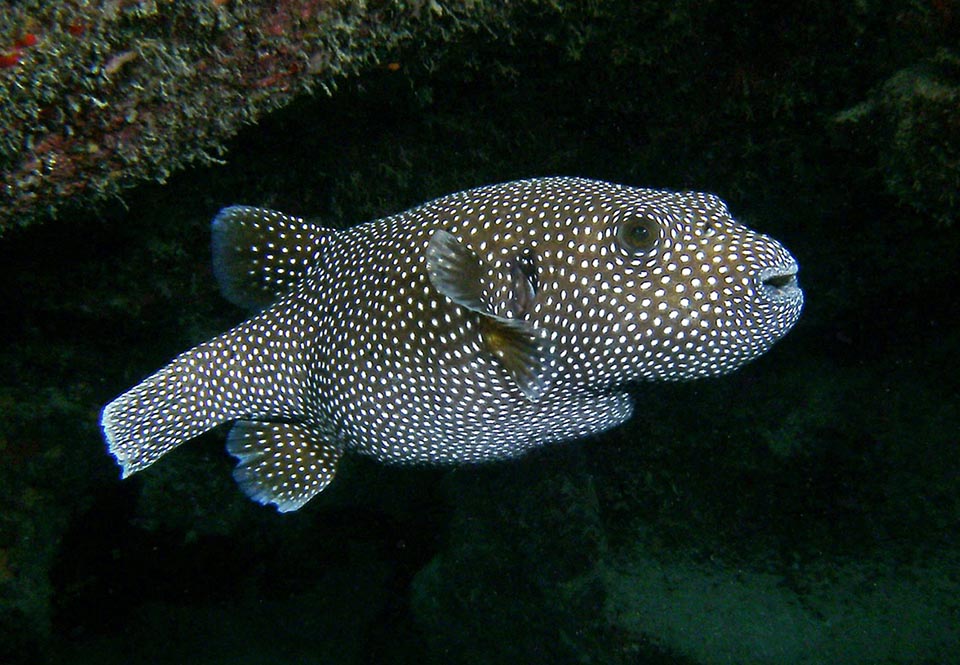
[[1, 2, 958, 663]]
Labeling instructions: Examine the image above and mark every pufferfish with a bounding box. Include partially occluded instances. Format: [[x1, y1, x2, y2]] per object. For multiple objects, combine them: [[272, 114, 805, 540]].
[[101, 177, 803, 511]]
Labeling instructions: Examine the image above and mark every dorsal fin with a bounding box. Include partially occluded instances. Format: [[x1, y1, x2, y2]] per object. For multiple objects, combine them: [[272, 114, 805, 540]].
[[426, 230, 552, 402], [211, 206, 331, 310]]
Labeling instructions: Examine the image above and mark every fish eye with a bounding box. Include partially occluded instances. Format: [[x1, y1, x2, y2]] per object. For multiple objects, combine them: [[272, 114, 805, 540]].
[[618, 217, 659, 254]]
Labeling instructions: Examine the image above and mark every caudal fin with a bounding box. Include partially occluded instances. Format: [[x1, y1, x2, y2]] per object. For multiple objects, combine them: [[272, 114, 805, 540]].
[[101, 311, 302, 478], [102, 339, 235, 477], [103, 204, 326, 482]]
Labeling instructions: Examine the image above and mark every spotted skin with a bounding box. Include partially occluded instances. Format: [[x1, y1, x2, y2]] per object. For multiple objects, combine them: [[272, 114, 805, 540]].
[[101, 177, 803, 511]]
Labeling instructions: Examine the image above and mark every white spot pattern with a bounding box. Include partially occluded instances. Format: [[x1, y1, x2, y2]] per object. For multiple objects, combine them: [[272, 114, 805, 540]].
[[101, 177, 803, 511]]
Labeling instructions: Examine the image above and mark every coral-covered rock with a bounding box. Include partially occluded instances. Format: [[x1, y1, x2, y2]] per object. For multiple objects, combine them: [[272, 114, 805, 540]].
[[833, 49, 960, 226], [0, 0, 544, 233]]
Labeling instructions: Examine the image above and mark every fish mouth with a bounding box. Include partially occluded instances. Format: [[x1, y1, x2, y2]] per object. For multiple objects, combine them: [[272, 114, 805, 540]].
[[757, 263, 801, 302]]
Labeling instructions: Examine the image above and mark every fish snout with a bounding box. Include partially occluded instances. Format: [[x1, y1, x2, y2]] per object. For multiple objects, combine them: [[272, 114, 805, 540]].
[[756, 262, 802, 303]]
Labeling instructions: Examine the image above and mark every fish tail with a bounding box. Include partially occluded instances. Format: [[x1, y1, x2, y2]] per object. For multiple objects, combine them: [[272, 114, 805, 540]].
[[101, 314, 293, 478]]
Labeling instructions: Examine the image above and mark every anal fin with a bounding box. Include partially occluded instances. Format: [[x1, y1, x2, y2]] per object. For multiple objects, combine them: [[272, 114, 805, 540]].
[[226, 421, 343, 512]]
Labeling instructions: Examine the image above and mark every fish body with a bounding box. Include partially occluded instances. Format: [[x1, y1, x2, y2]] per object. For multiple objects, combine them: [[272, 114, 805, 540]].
[[101, 177, 803, 511]]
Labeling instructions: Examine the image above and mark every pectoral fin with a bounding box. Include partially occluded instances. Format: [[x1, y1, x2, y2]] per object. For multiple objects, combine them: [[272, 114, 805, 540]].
[[426, 230, 551, 401]]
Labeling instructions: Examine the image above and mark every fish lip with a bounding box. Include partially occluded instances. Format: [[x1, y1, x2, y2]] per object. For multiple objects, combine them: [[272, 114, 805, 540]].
[[757, 262, 801, 302]]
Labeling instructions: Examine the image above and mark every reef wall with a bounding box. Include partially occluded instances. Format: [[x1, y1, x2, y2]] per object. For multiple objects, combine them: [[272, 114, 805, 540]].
[[0, 0, 541, 233]]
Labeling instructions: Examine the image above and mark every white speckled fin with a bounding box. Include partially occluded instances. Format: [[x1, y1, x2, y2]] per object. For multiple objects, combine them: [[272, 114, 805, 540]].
[[426, 230, 552, 402], [212, 206, 331, 310], [226, 421, 343, 513], [102, 314, 284, 479]]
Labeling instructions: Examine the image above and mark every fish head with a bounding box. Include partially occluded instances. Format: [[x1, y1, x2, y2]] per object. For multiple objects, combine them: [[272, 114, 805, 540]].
[[533, 182, 804, 384]]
